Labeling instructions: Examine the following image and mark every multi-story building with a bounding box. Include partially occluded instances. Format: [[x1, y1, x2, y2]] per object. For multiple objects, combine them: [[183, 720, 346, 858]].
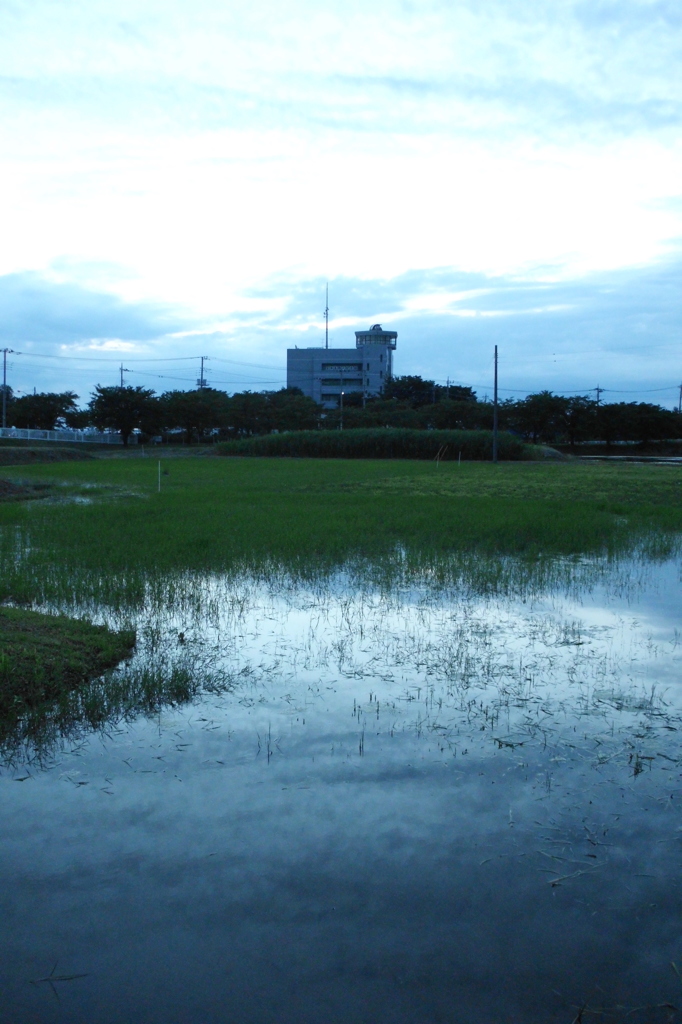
[[287, 324, 397, 408]]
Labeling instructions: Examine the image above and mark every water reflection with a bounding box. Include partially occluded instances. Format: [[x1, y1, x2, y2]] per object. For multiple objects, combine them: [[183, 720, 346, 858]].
[[1, 552, 682, 1022]]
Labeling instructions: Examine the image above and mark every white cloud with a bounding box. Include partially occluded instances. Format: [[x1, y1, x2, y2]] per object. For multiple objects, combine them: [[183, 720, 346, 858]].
[[0, 0, 680, 396], [62, 339, 140, 353]]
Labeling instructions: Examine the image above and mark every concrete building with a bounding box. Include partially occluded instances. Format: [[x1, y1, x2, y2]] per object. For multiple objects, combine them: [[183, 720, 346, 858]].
[[287, 324, 397, 407]]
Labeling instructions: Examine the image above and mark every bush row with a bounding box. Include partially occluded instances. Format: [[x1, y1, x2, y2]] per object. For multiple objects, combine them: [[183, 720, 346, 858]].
[[216, 428, 525, 461]]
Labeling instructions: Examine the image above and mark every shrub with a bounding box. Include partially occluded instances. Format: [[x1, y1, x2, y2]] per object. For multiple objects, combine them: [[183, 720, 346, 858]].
[[216, 427, 524, 460]]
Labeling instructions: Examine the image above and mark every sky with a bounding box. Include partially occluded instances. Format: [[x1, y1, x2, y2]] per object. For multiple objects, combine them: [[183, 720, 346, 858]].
[[0, 0, 681, 406]]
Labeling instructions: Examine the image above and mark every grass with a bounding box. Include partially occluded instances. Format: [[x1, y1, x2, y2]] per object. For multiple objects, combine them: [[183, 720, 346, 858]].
[[217, 427, 525, 460], [334, 459, 682, 507], [0, 456, 678, 622], [0, 606, 135, 720], [0, 458, 680, 588], [1, 454, 681, 774]]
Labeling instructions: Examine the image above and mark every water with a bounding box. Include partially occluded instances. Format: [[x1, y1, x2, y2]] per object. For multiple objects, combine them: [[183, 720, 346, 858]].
[[2, 554, 682, 1023]]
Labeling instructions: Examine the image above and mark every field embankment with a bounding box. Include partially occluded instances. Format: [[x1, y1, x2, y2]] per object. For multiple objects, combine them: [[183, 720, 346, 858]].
[[217, 428, 525, 461], [0, 446, 94, 466]]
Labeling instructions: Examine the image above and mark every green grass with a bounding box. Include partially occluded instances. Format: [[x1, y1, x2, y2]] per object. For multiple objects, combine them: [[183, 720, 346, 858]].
[[1, 456, 681, 752], [0, 606, 135, 719], [217, 427, 525, 460], [0, 458, 679, 602]]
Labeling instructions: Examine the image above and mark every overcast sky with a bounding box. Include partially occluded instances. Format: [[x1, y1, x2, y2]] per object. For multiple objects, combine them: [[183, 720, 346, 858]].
[[1, 0, 681, 405]]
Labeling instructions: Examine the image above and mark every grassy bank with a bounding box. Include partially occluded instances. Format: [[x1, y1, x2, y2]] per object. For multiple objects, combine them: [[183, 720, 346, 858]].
[[0, 607, 135, 720], [217, 427, 525, 460], [0, 446, 95, 465]]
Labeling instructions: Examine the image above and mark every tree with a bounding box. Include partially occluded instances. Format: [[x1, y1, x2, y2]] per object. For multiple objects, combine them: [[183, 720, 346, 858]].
[[447, 385, 477, 403], [11, 391, 79, 430], [560, 396, 597, 448], [89, 385, 158, 446], [224, 391, 271, 436], [597, 402, 679, 446], [420, 399, 493, 431], [382, 375, 438, 407], [266, 388, 321, 432], [381, 375, 477, 407], [161, 388, 230, 443], [64, 408, 91, 430], [507, 392, 568, 444]]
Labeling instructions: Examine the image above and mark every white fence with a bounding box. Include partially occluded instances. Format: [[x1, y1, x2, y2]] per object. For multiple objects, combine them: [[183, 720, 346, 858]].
[[0, 426, 132, 445]]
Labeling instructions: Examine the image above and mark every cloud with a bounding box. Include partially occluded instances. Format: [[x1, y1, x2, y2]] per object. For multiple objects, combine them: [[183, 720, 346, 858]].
[[1, 255, 681, 404], [0, 272, 197, 398], [0, 271, 185, 348], [244, 255, 682, 403], [1, 0, 680, 146], [0, 0, 680, 403]]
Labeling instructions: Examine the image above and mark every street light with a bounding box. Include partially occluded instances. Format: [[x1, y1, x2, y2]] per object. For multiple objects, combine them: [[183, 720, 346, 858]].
[[340, 391, 344, 431]]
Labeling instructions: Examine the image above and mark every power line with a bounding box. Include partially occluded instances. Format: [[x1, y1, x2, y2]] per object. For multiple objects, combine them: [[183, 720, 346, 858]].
[[211, 357, 286, 370], [602, 386, 679, 394], [13, 349, 287, 372], [16, 351, 200, 364], [126, 370, 199, 383], [4, 348, 680, 401], [434, 380, 682, 396], [125, 368, 286, 386]]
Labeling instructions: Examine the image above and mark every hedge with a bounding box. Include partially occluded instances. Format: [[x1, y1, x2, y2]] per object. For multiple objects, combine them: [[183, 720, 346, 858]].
[[216, 428, 525, 461]]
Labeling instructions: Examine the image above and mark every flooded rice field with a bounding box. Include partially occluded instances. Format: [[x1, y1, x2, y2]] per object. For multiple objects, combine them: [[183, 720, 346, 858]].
[[2, 552, 682, 1023]]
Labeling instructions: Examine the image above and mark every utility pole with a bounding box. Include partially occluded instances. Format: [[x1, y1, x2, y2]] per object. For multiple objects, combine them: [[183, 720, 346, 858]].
[[492, 345, 499, 464], [340, 390, 344, 430], [197, 356, 208, 389], [2, 348, 14, 429], [324, 283, 329, 350], [447, 377, 450, 400], [595, 384, 603, 406], [120, 364, 131, 387], [678, 383, 682, 414]]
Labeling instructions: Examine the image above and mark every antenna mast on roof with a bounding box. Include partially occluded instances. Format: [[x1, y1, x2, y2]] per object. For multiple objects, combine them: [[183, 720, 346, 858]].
[[324, 283, 329, 349]]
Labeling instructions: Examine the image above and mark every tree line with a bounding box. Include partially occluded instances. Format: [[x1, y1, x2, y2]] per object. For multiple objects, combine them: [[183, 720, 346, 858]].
[[2, 377, 680, 447], [2, 385, 320, 445]]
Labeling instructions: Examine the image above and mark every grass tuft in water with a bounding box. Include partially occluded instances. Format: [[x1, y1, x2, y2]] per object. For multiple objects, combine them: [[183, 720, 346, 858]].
[[0, 607, 135, 721], [0, 646, 236, 765]]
